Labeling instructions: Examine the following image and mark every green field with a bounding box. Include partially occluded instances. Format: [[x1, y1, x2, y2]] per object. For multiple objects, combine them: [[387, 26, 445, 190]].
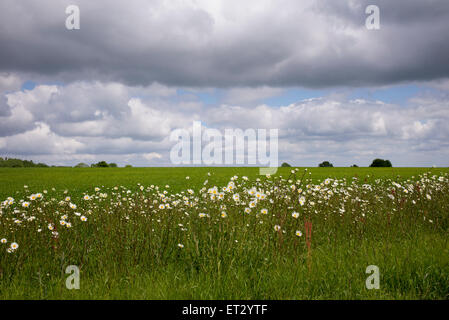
[[0, 167, 448, 299]]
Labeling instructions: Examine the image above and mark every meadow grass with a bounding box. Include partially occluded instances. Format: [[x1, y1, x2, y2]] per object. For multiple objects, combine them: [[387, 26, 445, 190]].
[[0, 167, 448, 299]]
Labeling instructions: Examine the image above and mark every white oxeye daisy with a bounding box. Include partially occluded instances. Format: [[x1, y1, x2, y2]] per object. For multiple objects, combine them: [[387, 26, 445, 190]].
[[66, 222, 72, 228], [83, 195, 90, 200], [22, 201, 30, 208], [159, 204, 165, 209], [95, 187, 100, 192], [1, 238, 7, 244], [198, 213, 206, 218], [299, 196, 306, 206], [48, 224, 54, 231], [80, 216, 87, 222], [178, 243, 184, 248], [261, 208, 268, 215], [60, 220, 66, 226], [10, 242, 19, 250], [292, 211, 299, 219], [274, 225, 281, 231], [221, 212, 227, 218], [69, 203, 77, 209], [65, 196, 71, 202], [244, 208, 251, 214], [296, 230, 303, 237]]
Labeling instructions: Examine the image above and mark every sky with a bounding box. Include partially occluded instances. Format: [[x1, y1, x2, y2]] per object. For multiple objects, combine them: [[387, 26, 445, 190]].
[[1, 0, 449, 167]]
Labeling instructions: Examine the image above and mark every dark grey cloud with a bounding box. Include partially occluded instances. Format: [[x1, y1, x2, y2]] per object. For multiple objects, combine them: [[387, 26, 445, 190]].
[[1, 0, 449, 88]]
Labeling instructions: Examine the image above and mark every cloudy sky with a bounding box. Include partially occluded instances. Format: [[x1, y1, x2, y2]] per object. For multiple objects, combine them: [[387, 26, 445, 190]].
[[1, 0, 449, 167]]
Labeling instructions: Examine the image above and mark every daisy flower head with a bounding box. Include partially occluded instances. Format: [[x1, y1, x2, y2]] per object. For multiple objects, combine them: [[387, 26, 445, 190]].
[[1, 238, 7, 244], [296, 230, 303, 237], [274, 225, 281, 231], [10, 242, 19, 250], [80, 216, 87, 222], [292, 211, 299, 219]]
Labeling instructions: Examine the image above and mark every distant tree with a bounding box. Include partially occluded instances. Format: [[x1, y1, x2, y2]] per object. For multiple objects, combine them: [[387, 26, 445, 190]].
[[36, 163, 49, 167], [0, 157, 48, 168], [318, 161, 333, 167], [281, 162, 291, 167], [125, 164, 133, 168], [74, 162, 89, 168], [95, 161, 109, 168], [370, 159, 392, 167], [351, 164, 359, 167], [108, 163, 118, 168]]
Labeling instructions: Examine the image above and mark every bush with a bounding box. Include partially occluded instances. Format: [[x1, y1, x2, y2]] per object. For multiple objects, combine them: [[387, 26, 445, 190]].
[[74, 163, 89, 168], [109, 163, 118, 168], [370, 159, 392, 167], [91, 161, 109, 168], [0, 157, 48, 168], [281, 162, 291, 167], [351, 164, 358, 167], [318, 161, 333, 167]]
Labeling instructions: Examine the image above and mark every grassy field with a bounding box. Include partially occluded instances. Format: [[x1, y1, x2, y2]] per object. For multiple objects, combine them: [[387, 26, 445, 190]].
[[0, 167, 448, 299]]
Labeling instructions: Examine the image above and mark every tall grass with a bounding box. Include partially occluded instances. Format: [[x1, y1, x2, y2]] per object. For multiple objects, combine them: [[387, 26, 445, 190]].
[[0, 168, 448, 299]]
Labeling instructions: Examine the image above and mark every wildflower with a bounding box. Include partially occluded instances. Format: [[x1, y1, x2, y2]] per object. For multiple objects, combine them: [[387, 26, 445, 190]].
[[221, 211, 227, 218], [198, 213, 206, 218], [299, 196, 306, 206], [22, 201, 30, 208], [83, 195, 91, 200], [159, 204, 165, 209], [292, 211, 299, 219], [261, 208, 268, 215], [48, 224, 54, 231], [1, 238, 6, 244], [10, 242, 19, 250], [274, 225, 281, 231], [244, 208, 251, 214], [60, 220, 66, 226], [426, 194, 431, 200], [80, 216, 87, 222], [178, 243, 184, 248], [295, 230, 303, 237], [69, 203, 77, 209]]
